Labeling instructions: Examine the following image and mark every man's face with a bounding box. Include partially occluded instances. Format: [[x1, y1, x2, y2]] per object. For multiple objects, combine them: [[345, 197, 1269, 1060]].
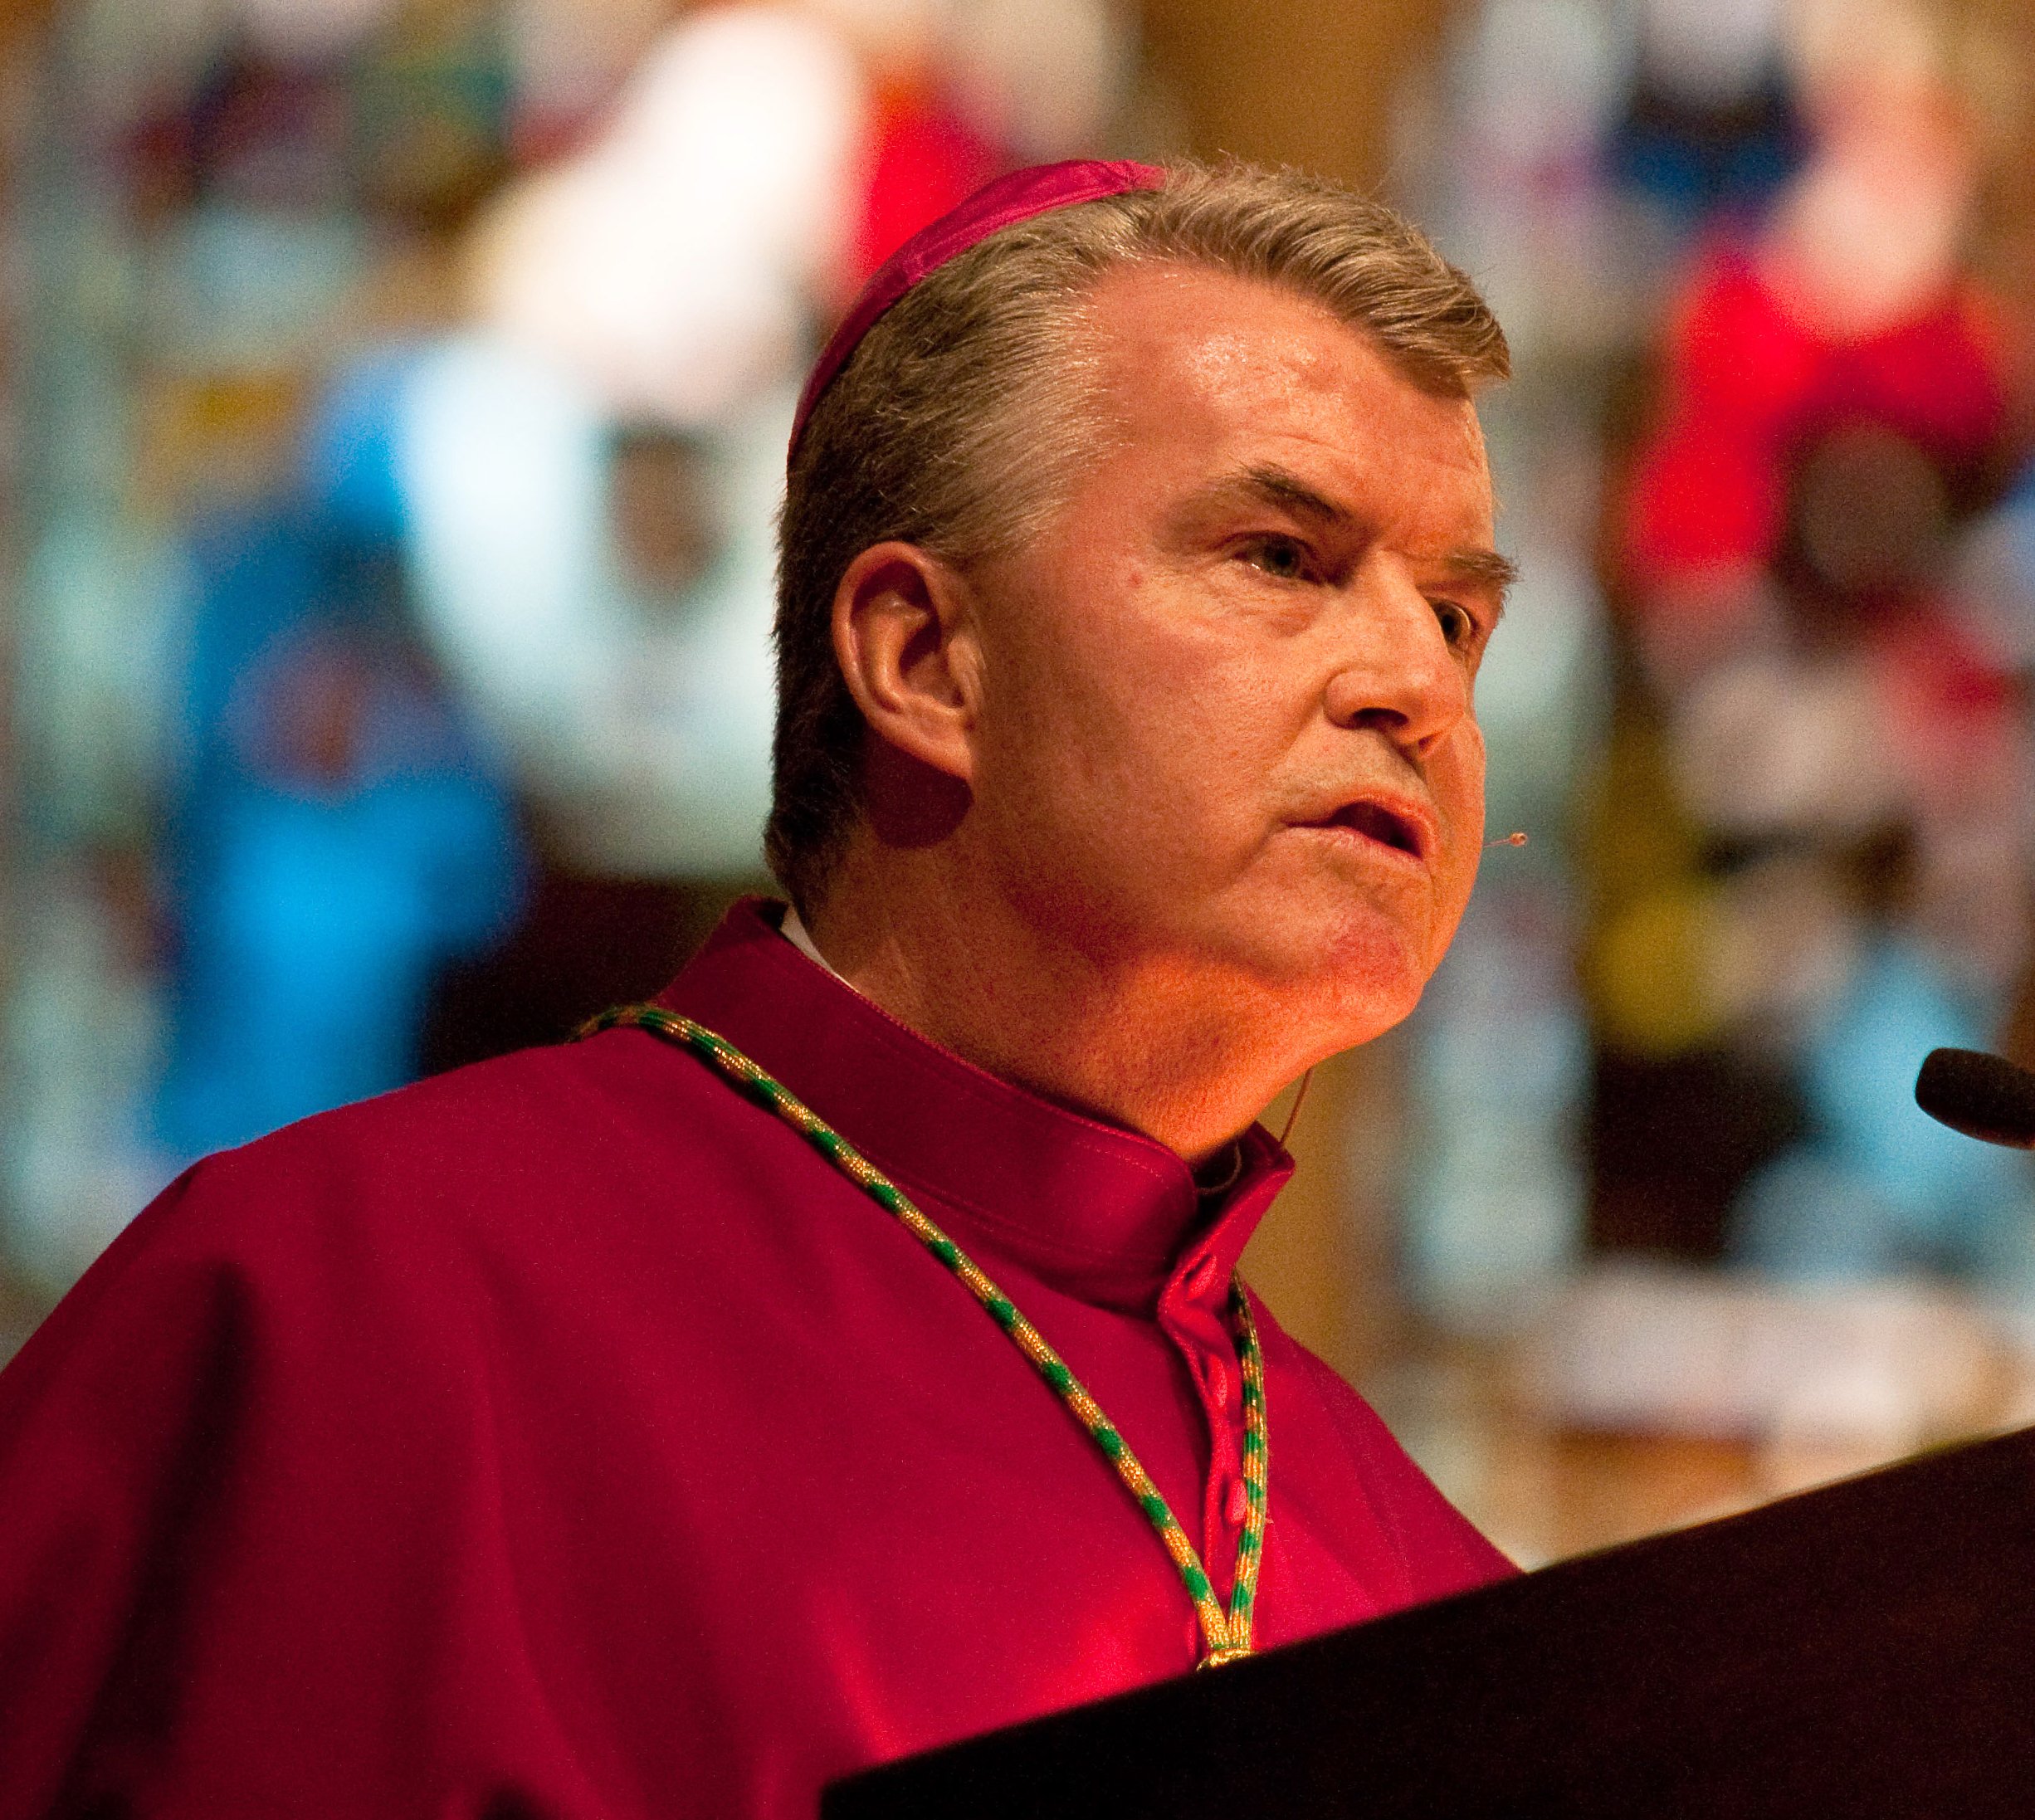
[[962, 261, 1504, 1052]]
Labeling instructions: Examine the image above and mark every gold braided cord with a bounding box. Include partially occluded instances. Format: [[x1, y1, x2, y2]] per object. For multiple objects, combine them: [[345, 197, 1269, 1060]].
[[577, 1001, 1268, 1666]]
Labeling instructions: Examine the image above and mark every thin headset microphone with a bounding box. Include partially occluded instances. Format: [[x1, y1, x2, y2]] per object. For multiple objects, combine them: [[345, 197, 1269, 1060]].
[[1485, 831, 1528, 849]]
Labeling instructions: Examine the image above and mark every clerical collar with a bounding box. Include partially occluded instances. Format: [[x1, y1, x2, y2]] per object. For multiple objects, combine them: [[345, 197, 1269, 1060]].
[[660, 898, 1294, 1310], [781, 900, 1245, 1202], [778, 903, 840, 980]]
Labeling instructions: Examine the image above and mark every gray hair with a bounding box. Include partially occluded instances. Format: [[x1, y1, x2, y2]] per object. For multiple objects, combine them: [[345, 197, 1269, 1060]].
[[769, 159, 1508, 912]]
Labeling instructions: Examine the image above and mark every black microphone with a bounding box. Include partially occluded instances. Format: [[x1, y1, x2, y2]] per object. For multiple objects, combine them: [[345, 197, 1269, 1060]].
[[1914, 1047, 2035, 1149]]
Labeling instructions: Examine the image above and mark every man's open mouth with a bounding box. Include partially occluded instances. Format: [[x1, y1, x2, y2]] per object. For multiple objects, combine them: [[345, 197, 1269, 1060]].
[[1315, 799, 1427, 859]]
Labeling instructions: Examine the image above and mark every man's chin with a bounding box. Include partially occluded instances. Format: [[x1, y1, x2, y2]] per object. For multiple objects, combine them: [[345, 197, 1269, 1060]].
[[1227, 910, 1434, 1045], [1316, 959, 1427, 1049]]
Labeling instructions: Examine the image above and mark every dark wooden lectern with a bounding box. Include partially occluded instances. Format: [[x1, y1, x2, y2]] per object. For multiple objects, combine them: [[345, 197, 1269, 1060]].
[[825, 1425, 2035, 1817]]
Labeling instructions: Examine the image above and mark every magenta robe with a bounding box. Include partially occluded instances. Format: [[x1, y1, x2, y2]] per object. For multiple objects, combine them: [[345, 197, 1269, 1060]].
[[0, 899, 1510, 1817]]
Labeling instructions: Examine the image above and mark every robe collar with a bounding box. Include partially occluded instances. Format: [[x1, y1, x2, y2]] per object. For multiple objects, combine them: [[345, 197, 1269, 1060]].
[[658, 899, 1295, 1310]]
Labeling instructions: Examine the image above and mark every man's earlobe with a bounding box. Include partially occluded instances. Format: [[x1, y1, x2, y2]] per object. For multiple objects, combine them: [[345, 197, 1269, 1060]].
[[832, 541, 980, 784], [861, 735, 973, 851]]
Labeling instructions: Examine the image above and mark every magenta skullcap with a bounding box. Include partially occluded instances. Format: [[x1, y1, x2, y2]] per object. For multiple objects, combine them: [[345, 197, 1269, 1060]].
[[788, 158, 1165, 464]]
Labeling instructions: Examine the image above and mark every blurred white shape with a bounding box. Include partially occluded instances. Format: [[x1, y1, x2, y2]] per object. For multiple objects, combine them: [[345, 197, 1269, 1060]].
[[1763, 0, 1979, 339], [398, 332, 782, 877], [477, 5, 866, 427], [1767, 150, 1968, 339], [1523, 1261, 1998, 1451], [1759, 1356, 1925, 1493], [1671, 651, 1901, 840], [944, 0, 1130, 162], [1460, 0, 1629, 169], [1636, 0, 1785, 107], [1433, 0, 1641, 361], [401, 335, 604, 720], [1707, 856, 1859, 1034]]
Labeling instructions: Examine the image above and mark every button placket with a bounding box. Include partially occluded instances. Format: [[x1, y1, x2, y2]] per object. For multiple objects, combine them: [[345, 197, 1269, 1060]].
[[1160, 1248, 1250, 1601], [1193, 1325, 1247, 1596]]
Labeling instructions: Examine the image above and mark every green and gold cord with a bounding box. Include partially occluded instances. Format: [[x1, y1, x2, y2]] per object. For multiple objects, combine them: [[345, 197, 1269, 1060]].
[[577, 1002, 1270, 1667]]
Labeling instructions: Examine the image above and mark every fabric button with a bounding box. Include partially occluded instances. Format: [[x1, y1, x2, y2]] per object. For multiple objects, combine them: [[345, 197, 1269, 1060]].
[[1225, 1477, 1248, 1526]]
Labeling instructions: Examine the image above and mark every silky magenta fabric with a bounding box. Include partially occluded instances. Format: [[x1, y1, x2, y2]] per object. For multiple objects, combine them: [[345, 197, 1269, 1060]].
[[789, 157, 1163, 456], [0, 899, 1510, 1818]]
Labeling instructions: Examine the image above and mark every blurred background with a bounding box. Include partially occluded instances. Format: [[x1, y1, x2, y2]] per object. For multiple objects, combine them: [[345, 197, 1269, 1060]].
[[4, 0, 2035, 1568]]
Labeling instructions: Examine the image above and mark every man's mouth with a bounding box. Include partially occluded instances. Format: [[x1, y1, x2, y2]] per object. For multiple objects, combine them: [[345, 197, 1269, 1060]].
[[1305, 798, 1431, 861]]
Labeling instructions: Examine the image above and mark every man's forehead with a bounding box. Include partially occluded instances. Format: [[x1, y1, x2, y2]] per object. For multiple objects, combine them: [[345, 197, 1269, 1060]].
[[1081, 261, 1483, 443], [1075, 263, 1494, 528], [1084, 261, 1354, 368]]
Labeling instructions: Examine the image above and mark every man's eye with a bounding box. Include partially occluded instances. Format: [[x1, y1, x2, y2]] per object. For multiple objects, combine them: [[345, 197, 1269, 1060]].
[[1433, 599, 1476, 646], [1242, 536, 1310, 581]]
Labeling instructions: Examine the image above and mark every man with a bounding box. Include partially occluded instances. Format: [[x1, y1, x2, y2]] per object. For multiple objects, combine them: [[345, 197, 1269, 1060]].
[[0, 159, 1515, 1817]]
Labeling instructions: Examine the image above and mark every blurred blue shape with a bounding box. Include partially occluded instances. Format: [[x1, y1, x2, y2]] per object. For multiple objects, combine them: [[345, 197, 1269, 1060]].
[[1609, 77, 1802, 227], [158, 714, 522, 1156], [154, 354, 525, 1161], [1403, 876, 1593, 1329], [301, 343, 423, 549], [1732, 937, 2035, 1283]]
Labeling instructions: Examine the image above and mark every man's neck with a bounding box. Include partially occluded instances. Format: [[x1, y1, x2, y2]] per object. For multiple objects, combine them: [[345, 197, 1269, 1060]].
[[798, 846, 1304, 1164]]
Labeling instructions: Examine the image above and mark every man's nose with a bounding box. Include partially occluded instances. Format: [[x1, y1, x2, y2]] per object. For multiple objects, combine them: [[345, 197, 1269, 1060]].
[[1320, 559, 1471, 754]]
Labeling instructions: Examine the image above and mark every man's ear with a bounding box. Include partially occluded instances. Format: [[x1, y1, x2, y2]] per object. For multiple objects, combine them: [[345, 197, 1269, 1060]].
[[832, 541, 983, 784]]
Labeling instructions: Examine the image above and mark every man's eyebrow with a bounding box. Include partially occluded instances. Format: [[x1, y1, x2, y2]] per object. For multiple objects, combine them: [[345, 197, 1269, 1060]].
[[1232, 463, 1351, 525], [1190, 464, 1518, 604], [1432, 545, 1520, 603]]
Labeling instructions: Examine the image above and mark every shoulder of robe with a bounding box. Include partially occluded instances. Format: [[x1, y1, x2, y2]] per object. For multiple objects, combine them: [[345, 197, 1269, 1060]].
[[23, 1028, 790, 1365], [0, 1028, 777, 1814], [202, 1022, 769, 1214]]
